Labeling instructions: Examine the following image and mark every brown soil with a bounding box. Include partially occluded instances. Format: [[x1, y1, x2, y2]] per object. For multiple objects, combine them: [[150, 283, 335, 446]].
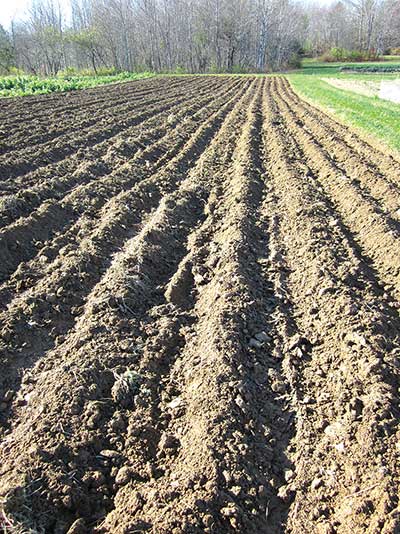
[[0, 76, 399, 534]]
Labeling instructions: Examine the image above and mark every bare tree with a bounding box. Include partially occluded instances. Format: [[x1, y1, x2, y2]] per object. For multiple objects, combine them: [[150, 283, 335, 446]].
[[8, 0, 400, 76], [0, 25, 14, 72]]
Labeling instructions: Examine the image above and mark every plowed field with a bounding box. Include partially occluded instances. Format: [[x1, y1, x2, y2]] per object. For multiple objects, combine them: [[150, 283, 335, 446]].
[[0, 76, 400, 534]]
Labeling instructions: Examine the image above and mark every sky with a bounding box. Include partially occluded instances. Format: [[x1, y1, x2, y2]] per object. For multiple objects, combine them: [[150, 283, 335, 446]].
[[0, 0, 336, 30], [0, 0, 70, 28]]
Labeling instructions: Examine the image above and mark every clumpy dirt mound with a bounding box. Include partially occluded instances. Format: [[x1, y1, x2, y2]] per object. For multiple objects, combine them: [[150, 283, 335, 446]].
[[0, 76, 399, 534]]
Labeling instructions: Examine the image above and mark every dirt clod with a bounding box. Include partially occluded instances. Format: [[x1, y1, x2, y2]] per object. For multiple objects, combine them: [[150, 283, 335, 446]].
[[66, 518, 87, 534], [159, 433, 179, 452], [115, 466, 135, 485], [311, 478, 324, 490]]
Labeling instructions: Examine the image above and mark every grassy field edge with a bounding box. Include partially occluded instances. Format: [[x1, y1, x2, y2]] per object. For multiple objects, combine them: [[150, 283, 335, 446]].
[[287, 74, 400, 157]]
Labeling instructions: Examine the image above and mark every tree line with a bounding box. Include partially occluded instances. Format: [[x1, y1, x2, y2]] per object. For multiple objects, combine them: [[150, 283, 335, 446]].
[[0, 0, 399, 75]]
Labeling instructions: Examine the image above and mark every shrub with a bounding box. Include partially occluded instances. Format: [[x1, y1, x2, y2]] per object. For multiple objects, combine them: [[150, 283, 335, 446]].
[[331, 47, 346, 61], [96, 66, 118, 76], [319, 51, 336, 62], [209, 62, 220, 74], [57, 66, 78, 77], [347, 50, 366, 62], [8, 66, 25, 76], [171, 66, 187, 75], [319, 48, 382, 63], [287, 53, 302, 69]]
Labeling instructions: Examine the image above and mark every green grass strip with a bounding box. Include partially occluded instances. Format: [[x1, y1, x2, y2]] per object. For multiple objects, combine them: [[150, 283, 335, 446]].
[[287, 74, 400, 154]]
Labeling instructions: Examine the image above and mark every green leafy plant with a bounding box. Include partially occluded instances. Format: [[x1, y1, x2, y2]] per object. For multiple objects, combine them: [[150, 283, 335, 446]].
[[0, 72, 154, 97], [340, 65, 400, 73]]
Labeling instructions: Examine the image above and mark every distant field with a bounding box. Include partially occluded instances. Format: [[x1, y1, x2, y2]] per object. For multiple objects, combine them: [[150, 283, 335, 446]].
[[288, 59, 400, 153], [0, 72, 154, 97], [297, 57, 400, 75]]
